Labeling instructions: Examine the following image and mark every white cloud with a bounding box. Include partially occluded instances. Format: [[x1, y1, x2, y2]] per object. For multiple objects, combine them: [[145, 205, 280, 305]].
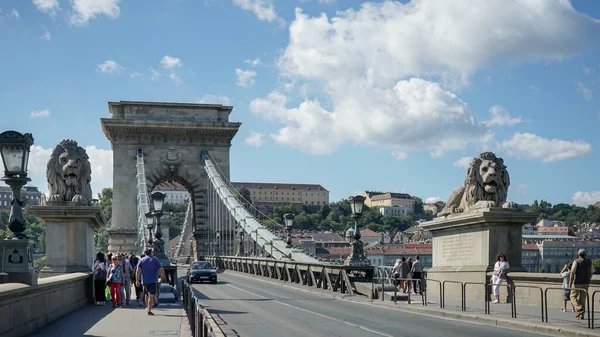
[[161, 55, 182, 69], [9, 8, 19, 19], [485, 75, 492, 84], [529, 85, 540, 92], [42, 26, 51, 41], [425, 197, 442, 204], [196, 94, 232, 105], [250, 1, 598, 157], [28, 145, 113, 197], [572, 191, 600, 207], [129, 71, 144, 78], [236, 68, 257, 87], [583, 66, 591, 75], [482, 105, 522, 127], [97, 60, 123, 74], [169, 72, 182, 84], [69, 0, 121, 26], [577, 82, 592, 100], [245, 132, 265, 147], [453, 156, 472, 169], [250, 78, 485, 156], [391, 151, 407, 160], [33, 0, 60, 16], [232, 0, 285, 25], [515, 184, 528, 194], [244, 58, 261, 66], [499, 132, 592, 163], [30, 109, 51, 118], [150, 67, 161, 81]]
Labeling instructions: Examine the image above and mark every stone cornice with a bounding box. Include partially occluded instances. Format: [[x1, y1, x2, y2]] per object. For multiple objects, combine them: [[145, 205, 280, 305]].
[[101, 118, 241, 143], [29, 205, 106, 231], [108, 100, 233, 114], [420, 207, 539, 231]]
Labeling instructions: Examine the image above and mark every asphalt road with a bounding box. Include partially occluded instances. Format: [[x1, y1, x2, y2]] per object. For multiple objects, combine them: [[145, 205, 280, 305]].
[[190, 271, 552, 337]]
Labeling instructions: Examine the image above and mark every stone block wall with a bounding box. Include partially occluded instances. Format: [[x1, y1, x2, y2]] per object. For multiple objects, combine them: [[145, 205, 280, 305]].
[[0, 273, 92, 337]]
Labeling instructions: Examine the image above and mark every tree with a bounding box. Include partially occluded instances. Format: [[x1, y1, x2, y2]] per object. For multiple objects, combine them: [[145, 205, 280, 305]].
[[95, 188, 113, 253], [413, 197, 424, 215], [593, 259, 600, 274]]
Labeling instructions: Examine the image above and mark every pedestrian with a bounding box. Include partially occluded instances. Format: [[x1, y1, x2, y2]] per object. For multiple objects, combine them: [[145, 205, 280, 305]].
[[400, 257, 410, 293], [569, 249, 594, 320], [491, 253, 509, 303], [136, 248, 166, 316], [411, 255, 423, 295], [90, 252, 108, 305], [120, 254, 133, 306], [392, 259, 402, 292], [559, 264, 575, 312], [107, 255, 125, 308], [130, 253, 142, 306]]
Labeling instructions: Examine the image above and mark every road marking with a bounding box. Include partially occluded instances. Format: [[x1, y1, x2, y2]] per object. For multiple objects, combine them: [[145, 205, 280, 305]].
[[226, 283, 395, 337]]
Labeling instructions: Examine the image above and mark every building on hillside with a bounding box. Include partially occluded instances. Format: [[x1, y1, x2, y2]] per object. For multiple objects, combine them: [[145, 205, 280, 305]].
[[537, 226, 569, 236], [522, 224, 537, 235], [538, 241, 600, 273], [369, 192, 415, 209], [379, 205, 413, 216], [522, 244, 540, 273], [153, 182, 190, 205], [363, 191, 384, 207], [537, 219, 565, 228], [392, 231, 411, 243], [360, 228, 383, 244], [232, 182, 329, 206], [521, 234, 578, 243], [0, 185, 43, 209], [315, 247, 352, 262]]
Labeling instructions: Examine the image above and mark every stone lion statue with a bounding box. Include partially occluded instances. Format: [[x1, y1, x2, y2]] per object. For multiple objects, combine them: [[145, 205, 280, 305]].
[[438, 152, 518, 216], [46, 139, 93, 204]]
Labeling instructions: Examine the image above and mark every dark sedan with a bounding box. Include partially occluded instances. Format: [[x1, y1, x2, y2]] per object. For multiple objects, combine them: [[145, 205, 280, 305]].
[[187, 261, 217, 284]]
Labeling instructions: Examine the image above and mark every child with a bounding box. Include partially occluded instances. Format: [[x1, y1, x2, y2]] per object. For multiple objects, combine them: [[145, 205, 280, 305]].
[[560, 263, 576, 312]]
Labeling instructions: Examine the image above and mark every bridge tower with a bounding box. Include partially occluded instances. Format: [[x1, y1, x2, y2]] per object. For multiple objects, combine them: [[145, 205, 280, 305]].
[[101, 101, 241, 257]]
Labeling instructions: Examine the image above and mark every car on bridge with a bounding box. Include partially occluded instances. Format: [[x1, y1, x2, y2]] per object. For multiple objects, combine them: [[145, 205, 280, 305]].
[[187, 261, 217, 284]]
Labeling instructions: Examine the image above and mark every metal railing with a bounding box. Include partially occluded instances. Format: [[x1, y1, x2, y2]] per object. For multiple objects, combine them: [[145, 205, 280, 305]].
[[512, 284, 543, 322], [182, 280, 226, 337], [441, 280, 464, 309], [485, 283, 514, 317], [544, 287, 590, 328]]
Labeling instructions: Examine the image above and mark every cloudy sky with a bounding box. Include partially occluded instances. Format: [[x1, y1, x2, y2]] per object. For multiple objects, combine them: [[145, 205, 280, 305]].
[[1, 0, 599, 207]]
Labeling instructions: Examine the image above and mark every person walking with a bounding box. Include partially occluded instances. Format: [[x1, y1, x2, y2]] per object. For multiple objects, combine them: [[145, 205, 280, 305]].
[[136, 248, 166, 316], [120, 254, 133, 306], [559, 264, 575, 312], [411, 255, 423, 295], [129, 254, 142, 306], [569, 249, 594, 320], [491, 253, 509, 303], [107, 255, 125, 308], [90, 252, 107, 305]]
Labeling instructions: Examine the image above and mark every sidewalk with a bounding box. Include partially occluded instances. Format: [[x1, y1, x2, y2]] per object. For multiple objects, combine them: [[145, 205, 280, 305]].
[[26, 290, 189, 337]]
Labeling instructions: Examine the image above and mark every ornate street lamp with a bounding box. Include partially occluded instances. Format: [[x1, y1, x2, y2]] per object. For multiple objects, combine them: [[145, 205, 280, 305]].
[[237, 225, 244, 256], [150, 191, 169, 265], [284, 213, 294, 248], [0, 131, 34, 239], [215, 229, 221, 256], [145, 211, 155, 245], [344, 195, 370, 267]]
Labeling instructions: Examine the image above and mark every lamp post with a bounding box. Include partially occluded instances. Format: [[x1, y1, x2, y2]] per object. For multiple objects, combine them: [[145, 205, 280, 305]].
[[284, 213, 293, 248], [150, 192, 169, 266], [237, 225, 244, 256], [0, 130, 37, 285], [145, 211, 154, 246], [215, 229, 221, 256], [343, 195, 370, 267]]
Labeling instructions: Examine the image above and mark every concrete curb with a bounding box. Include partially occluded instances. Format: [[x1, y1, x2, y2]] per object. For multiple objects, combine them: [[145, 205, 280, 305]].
[[224, 270, 600, 337]]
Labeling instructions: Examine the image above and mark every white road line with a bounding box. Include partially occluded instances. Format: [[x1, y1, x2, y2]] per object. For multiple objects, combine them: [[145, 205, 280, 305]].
[[226, 283, 395, 337]]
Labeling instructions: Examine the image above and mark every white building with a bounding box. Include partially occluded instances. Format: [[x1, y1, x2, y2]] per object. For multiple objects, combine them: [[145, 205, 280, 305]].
[[379, 205, 412, 216], [154, 182, 190, 205]]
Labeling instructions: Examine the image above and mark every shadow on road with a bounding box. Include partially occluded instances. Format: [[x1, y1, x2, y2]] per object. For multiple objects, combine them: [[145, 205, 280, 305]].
[[207, 309, 248, 315]]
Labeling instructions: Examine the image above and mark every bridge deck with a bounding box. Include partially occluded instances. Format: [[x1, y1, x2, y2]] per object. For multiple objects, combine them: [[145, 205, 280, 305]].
[[191, 271, 555, 337]]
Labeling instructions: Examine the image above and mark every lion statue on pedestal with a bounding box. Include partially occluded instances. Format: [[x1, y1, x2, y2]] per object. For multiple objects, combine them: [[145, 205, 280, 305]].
[[438, 152, 518, 216], [46, 139, 93, 205]]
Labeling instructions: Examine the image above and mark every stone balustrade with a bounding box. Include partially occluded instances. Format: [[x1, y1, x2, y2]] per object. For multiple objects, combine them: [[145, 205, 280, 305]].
[[0, 273, 92, 337]]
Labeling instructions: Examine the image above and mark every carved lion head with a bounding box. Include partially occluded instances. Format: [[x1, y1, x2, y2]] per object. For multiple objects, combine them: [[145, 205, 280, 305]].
[[464, 152, 509, 205], [46, 139, 93, 203]]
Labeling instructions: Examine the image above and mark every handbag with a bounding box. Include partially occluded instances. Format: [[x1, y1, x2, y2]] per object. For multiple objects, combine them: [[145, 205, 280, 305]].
[[105, 285, 111, 301]]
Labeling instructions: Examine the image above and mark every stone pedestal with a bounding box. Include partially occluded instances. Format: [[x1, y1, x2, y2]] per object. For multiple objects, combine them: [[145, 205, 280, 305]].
[[0, 238, 38, 285], [107, 229, 138, 254], [420, 208, 537, 302], [343, 239, 371, 267], [30, 204, 104, 278]]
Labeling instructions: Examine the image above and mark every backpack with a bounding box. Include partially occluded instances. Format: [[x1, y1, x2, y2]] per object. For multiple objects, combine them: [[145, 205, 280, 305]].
[[94, 261, 107, 281]]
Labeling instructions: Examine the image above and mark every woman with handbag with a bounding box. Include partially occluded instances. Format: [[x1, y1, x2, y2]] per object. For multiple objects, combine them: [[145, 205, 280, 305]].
[[106, 255, 125, 308], [90, 252, 107, 306], [491, 253, 509, 304]]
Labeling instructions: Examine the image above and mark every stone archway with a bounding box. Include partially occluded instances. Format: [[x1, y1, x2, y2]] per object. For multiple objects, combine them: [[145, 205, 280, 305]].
[[101, 101, 241, 257]]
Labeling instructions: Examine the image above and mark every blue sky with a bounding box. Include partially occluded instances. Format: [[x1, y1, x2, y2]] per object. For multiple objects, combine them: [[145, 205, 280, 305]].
[[0, 0, 599, 207]]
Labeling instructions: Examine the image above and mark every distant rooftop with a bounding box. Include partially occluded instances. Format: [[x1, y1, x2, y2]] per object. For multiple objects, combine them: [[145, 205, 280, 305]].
[[232, 182, 328, 192], [370, 192, 414, 201]]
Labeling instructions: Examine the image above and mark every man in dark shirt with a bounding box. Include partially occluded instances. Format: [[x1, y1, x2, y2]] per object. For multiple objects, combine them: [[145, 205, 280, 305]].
[[136, 248, 166, 316], [569, 249, 594, 320]]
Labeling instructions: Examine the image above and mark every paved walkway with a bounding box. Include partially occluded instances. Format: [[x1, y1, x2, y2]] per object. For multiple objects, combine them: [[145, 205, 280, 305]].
[[26, 281, 190, 337]]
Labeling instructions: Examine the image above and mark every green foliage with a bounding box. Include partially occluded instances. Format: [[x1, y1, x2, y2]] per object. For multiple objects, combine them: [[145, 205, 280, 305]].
[[97, 188, 113, 227], [95, 228, 109, 253], [527, 199, 600, 230], [538, 265, 549, 273], [413, 197, 424, 215], [34, 256, 47, 271], [593, 259, 600, 274]]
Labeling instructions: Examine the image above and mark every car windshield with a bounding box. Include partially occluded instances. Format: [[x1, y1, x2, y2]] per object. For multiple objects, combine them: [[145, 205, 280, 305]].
[[191, 262, 212, 270]]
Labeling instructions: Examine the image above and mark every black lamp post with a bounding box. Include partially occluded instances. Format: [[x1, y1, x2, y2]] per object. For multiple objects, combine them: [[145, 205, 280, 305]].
[[344, 195, 370, 267], [215, 229, 221, 256], [0, 131, 34, 239], [284, 213, 293, 248], [150, 191, 169, 265], [145, 211, 154, 246], [237, 225, 244, 256]]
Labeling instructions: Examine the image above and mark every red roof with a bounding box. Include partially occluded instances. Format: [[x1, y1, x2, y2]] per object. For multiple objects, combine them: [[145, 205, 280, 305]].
[[522, 244, 538, 249], [360, 228, 381, 237], [404, 243, 432, 249]]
